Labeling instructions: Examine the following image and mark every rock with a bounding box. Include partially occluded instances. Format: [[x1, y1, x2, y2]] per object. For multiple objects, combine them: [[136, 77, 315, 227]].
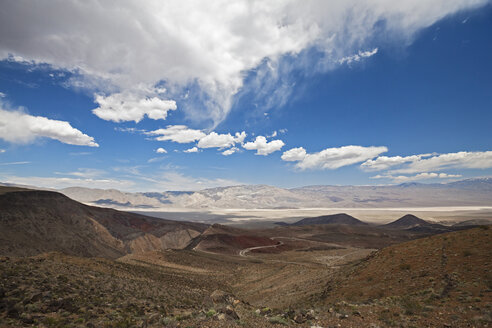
[[255, 309, 261, 315], [218, 305, 239, 320], [148, 313, 161, 323], [233, 299, 241, 306], [20, 313, 34, 324], [29, 292, 43, 303], [294, 314, 306, 323], [285, 309, 296, 320], [210, 290, 234, 304], [217, 313, 226, 320], [306, 309, 315, 320]]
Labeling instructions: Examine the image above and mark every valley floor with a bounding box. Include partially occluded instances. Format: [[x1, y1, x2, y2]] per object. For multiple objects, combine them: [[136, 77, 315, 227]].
[[1, 227, 491, 327]]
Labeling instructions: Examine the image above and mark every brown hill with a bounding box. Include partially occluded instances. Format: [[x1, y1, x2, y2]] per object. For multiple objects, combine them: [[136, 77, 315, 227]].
[[291, 213, 368, 226], [317, 226, 492, 327], [381, 214, 432, 229], [190, 224, 277, 255], [0, 189, 208, 258]]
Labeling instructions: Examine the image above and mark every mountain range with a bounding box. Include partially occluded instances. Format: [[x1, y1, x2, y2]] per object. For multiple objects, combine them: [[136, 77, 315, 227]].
[[56, 177, 492, 209]]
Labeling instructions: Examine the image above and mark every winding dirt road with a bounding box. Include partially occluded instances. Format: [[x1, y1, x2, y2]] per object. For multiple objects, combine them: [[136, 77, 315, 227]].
[[239, 241, 284, 257]]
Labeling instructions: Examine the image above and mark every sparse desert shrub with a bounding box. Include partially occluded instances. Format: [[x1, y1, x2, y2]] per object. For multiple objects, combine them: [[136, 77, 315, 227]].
[[206, 309, 216, 317], [269, 316, 289, 325], [400, 296, 422, 315]]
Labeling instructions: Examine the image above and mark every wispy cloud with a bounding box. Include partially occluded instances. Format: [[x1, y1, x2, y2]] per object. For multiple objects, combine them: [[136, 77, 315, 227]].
[[363, 151, 492, 174], [371, 172, 462, 183], [0, 161, 30, 166], [1, 1, 485, 126], [337, 48, 378, 65], [1, 175, 134, 190]]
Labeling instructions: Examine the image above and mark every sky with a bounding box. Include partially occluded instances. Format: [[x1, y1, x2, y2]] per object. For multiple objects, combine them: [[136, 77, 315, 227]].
[[0, 0, 491, 192]]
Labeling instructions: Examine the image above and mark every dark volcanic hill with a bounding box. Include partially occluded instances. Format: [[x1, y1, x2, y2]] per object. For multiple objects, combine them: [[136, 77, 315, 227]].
[[0, 188, 208, 258], [291, 213, 368, 226], [381, 214, 432, 230]]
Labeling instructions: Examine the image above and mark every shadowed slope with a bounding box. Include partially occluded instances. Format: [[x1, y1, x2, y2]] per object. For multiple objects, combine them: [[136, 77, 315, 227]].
[[0, 189, 208, 258]]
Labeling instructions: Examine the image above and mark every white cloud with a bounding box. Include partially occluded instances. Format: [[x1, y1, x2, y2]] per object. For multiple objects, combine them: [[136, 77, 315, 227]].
[[148, 125, 206, 143], [361, 153, 434, 171], [222, 147, 239, 156], [197, 131, 246, 149], [392, 151, 492, 174], [0, 107, 98, 147], [0, 149, 5, 153], [365, 151, 492, 174], [54, 168, 106, 179], [282, 145, 388, 170], [371, 172, 462, 183], [1, 1, 486, 126], [156, 147, 167, 154], [338, 48, 378, 65], [243, 136, 285, 156], [92, 93, 177, 123], [281, 147, 307, 162], [0, 92, 5, 98], [144, 171, 241, 191], [0, 161, 30, 166], [184, 146, 199, 153]]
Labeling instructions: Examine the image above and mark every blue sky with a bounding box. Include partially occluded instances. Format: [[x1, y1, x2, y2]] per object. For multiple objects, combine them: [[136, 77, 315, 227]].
[[0, 1, 491, 191]]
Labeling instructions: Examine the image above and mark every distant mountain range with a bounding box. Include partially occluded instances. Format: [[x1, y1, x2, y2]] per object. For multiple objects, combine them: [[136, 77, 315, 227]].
[[1, 177, 492, 209]]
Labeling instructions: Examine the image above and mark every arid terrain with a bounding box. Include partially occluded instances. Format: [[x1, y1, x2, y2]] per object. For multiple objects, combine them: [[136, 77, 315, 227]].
[[0, 186, 491, 327]]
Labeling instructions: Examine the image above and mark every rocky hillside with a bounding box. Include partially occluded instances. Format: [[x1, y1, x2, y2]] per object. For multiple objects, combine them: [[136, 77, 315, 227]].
[[0, 188, 207, 258], [315, 226, 492, 327]]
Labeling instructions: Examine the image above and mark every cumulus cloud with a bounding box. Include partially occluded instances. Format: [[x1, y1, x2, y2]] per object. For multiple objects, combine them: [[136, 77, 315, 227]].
[[371, 172, 462, 183], [222, 147, 239, 156], [243, 136, 285, 156], [184, 147, 199, 153], [92, 93, 177, 123], [281, 147, 307, 162], [197, 131, 246, 149], [1, 0, 486, 126], [0, 149, 5, 153], [148, 125, 246, 151], [361, 153, 434, 171], [0, 107, 98, 147], [365, 151, 492, 174], [282, 145, 388, 170], [156, 147, 167, 154], [147, 125, 206, 143]]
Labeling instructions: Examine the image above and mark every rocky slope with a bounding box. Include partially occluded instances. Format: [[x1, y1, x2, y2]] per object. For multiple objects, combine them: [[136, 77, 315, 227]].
[[0, 188, 207, 258]]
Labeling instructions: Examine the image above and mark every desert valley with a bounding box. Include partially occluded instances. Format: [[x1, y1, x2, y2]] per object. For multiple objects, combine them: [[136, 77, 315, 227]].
[[1, 1, 492, 327], [0, 179, 491, 327]]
